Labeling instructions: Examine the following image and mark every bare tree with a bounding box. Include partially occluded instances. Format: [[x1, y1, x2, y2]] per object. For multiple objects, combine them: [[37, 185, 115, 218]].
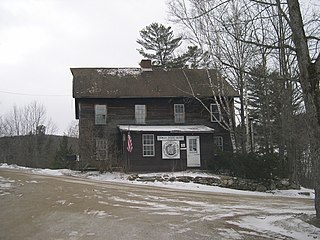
[[286, 0, 320, 219], [2, 101, 57, 136], [169, 0, 320, 218], [169, 0, 257, 153], [0, 116, 5, 137], [181, 69, 237, 151], [64, 120, 79, 138]]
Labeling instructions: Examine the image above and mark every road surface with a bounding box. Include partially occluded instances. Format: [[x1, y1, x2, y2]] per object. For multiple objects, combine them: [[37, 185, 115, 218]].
[[0, 168, 318, 240]]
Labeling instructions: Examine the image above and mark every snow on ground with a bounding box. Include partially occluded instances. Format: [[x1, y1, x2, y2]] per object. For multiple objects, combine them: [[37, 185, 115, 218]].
[[228, 215, 320, 240], [0, 163, 319, 239], [0, 163, 315, 199], [0, 175, 15, 196]]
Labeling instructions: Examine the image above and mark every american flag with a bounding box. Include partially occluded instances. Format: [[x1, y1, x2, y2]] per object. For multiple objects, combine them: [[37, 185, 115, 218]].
[[127, 132, 133, 153]]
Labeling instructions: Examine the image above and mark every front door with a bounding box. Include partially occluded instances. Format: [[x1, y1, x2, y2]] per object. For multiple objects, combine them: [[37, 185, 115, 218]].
[[186, 136, 200, 167]]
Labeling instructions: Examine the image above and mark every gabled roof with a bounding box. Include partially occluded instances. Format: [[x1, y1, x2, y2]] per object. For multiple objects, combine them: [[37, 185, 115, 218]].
[[71, 67, 238, 99]]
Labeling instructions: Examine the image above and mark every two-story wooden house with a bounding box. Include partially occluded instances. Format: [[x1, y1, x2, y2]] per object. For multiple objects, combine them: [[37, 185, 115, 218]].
[[72, 60, 237, 172]]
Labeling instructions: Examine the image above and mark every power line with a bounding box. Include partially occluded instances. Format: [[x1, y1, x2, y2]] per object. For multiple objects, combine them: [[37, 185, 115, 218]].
[[0, 90, 71, 97]]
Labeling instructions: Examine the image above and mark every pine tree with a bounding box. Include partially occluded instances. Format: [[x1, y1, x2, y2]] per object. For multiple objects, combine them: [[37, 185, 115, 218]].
[[137, 23, 182, 67], [53, 136, 73, 169], [137, 23, 204, 68]]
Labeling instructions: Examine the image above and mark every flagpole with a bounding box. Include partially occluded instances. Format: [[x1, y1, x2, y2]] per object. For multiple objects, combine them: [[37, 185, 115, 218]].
[[127, 125, 130, 172]]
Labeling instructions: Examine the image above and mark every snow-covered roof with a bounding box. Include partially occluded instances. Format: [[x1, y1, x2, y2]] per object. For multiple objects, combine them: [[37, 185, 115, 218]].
[[118, 125, 214, 133]]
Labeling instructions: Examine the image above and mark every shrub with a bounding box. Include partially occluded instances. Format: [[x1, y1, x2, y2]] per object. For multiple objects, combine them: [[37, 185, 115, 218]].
[[209, 152, 287, 180]]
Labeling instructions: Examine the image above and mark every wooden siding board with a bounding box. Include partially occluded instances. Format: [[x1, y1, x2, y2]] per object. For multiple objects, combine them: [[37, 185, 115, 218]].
[[77, 97, 233, 171], [121, 131, 215, 172]]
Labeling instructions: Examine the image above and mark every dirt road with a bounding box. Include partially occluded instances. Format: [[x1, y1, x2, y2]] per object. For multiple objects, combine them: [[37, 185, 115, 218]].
[[0, 168, 318, 240]]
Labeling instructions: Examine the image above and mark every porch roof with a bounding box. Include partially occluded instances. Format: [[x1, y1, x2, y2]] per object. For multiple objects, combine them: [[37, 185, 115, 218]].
[[118, 125, 214, 133]]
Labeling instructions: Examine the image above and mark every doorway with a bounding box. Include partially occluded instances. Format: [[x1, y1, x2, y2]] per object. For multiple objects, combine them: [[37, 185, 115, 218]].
[[186, 136, 200, 167]]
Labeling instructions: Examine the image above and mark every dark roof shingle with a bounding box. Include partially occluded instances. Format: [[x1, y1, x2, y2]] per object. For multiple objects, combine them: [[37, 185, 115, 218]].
[[71, 68, 238, 98]]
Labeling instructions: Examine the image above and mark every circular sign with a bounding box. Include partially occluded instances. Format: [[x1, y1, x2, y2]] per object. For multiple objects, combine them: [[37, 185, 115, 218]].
[[163, 141, 179, 158]]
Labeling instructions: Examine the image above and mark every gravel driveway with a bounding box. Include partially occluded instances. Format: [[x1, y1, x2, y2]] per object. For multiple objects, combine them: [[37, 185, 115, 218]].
[[0, 168, 318, 240]]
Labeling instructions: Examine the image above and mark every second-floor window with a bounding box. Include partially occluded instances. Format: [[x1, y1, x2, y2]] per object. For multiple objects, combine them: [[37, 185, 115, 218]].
[[174, 104, 185, 123], [210, 103, 221, 122], [135, 105, 146, 124], [95, 104, 107, 125]]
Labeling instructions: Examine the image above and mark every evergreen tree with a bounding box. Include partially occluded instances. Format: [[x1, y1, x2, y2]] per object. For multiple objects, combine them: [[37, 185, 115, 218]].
[[137, 23, 181, 67], [168, 46, 208, 68], [137, 23, 204, 68], [53, 136, 73, 169]]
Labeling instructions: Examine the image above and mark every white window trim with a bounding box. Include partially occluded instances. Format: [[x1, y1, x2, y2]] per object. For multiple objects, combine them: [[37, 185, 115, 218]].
[[142, 134, 155, 157], [174, 104, 185, 123], [210, 103, 221, 122], [135, 105, 146, 124], [95, 104, 107, 125]]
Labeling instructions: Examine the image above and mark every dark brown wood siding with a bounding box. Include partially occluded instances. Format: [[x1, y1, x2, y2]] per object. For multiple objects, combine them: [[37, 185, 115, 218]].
[[121, 131, 215, 172], [77, 97, 233, 171]]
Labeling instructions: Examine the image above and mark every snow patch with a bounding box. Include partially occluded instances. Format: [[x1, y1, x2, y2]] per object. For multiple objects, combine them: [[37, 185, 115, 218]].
[[96, 68, 141, 78], [228, 215, 320, 240], [0, 175, 16, 196], [26, 180, 38, 183], [84, 209, 110, 218], [31, 168, 64, 176], [0, 182, 13, 188], [0, 163, 315, 199], [56, 200, 66, 205]]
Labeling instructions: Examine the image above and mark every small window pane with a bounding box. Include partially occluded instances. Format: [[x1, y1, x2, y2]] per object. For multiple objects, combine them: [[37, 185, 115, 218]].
[[214, 136, 223, 151], [174, 104, 185, 123], [210, 104, 220, 122], [96, 139, 108, 160], [95, 105, 107, 125], [142, 134, 154, 156], [189, 138, 197, 152], [135, 105, 146, 124]]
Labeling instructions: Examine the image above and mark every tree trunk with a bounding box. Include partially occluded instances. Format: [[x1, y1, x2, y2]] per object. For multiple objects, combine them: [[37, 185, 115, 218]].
[[287, 0, 320, 218]]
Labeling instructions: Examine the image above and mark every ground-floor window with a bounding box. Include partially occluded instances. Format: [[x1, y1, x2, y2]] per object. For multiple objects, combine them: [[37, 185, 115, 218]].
[[95, 138, 108, 160], [213, 136, 223, 151], [142, 134, 154, 157]]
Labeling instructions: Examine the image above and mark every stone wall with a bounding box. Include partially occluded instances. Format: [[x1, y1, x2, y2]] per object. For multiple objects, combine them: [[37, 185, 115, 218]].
[[128, 174, 301, 192]]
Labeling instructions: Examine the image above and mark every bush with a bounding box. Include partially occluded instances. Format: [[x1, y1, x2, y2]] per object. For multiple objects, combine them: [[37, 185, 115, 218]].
[[209, 152, 287, 180]]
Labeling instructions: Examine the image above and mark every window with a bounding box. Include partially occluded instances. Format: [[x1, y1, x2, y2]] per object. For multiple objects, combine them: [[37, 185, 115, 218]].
[[213, 136, 223, 151], [135, 105, 146, 124], [95, 105, 107, 125], [174, 104, 185, 123], [142, 134, 154, 156], [210, 103, 220, 122], [188, 138, 198, 152], [95, 139, 108, 160]]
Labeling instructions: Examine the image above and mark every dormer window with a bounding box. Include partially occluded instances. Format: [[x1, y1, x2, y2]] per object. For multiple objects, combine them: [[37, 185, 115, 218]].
[[174, 104, 185, 123]]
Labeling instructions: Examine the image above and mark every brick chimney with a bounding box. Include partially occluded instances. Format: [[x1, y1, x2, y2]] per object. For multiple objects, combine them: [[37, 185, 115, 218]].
[[140, 59, 153, 71]]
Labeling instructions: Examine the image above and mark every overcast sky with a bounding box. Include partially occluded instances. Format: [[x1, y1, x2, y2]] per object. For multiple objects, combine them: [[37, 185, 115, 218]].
[[0, 0, 168, 134]]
